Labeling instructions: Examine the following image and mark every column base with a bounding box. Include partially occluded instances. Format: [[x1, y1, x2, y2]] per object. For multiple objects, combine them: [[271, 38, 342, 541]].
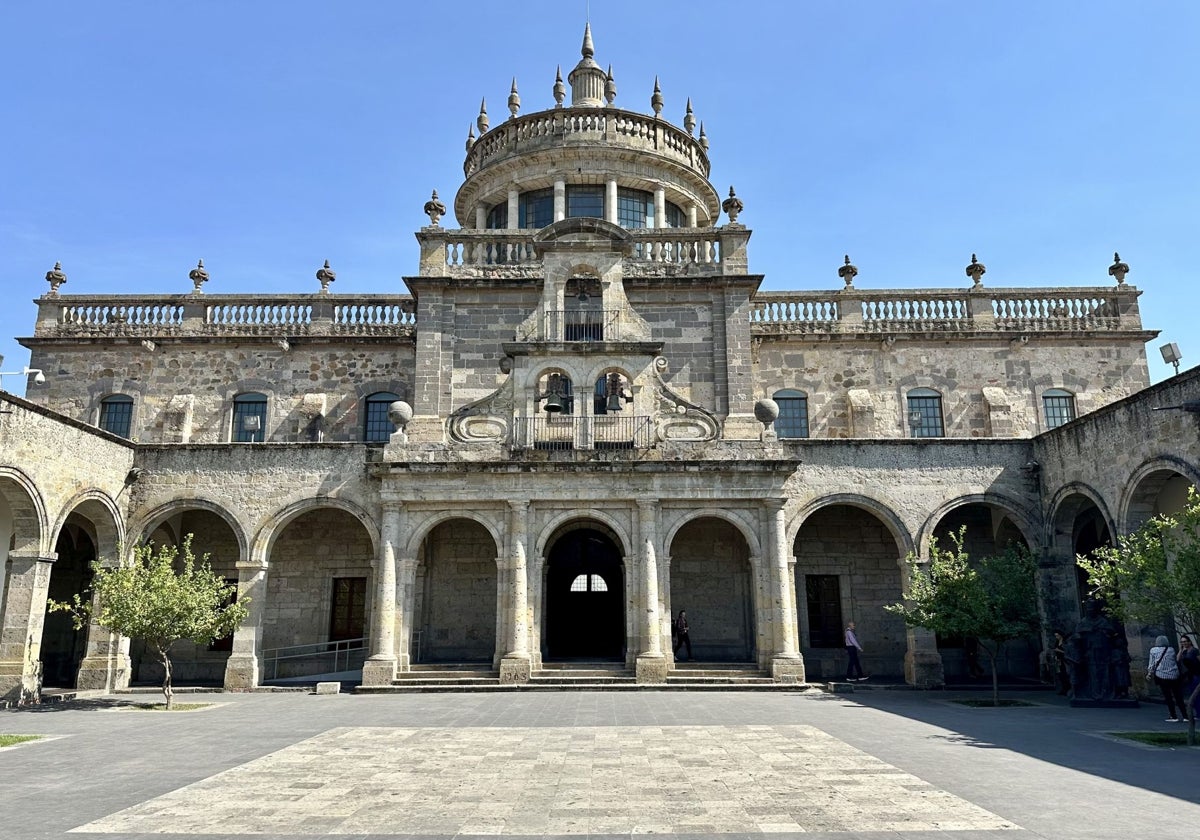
[[0, 661, 42, 706], [499, 655, 531, 684], [222, 655, 261, 691], [770, 655, 806, 683], [904, 649, 945, 688], [76, 655, 130, 692], [636, 654, 668, 684], [361, 657, 398, 686]]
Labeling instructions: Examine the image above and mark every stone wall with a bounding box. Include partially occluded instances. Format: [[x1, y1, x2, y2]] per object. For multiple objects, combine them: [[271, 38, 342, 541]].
[[668, 518, 755, 661], [413, 520, 498, 663]]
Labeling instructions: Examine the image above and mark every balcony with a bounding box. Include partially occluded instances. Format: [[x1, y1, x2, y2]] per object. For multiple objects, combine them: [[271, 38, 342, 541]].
[[513, 415, 655, 451]]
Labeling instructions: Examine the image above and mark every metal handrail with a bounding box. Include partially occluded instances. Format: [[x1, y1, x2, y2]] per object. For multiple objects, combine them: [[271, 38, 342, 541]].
[[261, 636, 366, 681]]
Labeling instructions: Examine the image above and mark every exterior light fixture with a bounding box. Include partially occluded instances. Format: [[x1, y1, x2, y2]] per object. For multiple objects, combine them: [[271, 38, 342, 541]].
[[0, 366, 46, 389], [1160, 342, 1182, 375]]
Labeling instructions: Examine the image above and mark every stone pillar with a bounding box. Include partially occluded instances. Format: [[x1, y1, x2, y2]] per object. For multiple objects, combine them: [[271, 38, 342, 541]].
[[223, 561, 268, 690], [507, 188, 519, 230], [636, 499, 667, 683], [605, 179, 618, 225], [553, 179, 566, 222], [475, 206, 486, 230], [362, 503, 402, 686], [899, 555, 945, 687], [653, 187, 666, 228], [396, 556, 419, 670], [0, 552, 54, 704], [500, 500, 531, 683], [765, 500, 804, 681], [75, 557, 131, 691], [687, 204, 698, 228]]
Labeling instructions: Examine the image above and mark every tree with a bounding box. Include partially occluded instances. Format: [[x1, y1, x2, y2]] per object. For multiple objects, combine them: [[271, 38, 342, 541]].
[[1078, 486, 1200, 740], [887, 527, 1041, 706], [48, 535, 249, 709]]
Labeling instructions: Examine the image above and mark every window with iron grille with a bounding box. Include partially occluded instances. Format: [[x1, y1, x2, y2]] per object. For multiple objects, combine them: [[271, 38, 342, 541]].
[[364, 391, 401, 442], [99, 394, 134, 438], [907, 389, 944, 437], [566, 185, 604, 219], [773, 389, 809, 438], [232, 392, 267, 443], [1043, 389, 1076, 429]]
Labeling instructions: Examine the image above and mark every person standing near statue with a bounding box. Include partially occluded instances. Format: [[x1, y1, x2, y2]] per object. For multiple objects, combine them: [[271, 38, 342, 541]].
[[845, 621, 867, 681]]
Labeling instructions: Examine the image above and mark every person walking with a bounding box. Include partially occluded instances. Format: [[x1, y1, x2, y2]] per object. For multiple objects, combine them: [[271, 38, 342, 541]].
[[1177, 634, 1200, 720], [1148, 634, 1186, 722], [844, 620, 867, 681], [672, 609, 692, 662]]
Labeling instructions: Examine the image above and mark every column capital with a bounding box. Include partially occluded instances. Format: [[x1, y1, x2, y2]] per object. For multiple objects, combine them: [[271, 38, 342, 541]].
[[507, 498, 530, 513], [636, 497, 659, 513], [763, 498, 787, 513]]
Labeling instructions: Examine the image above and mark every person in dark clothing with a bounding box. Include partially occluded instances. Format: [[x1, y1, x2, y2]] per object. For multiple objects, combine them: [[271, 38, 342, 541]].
[[1052, 631, 1071, 695], [844, 621, 867, 681], [673, 610, 692, 661], [1177, 634, 1200, 720], [964, 637, 986, 679]]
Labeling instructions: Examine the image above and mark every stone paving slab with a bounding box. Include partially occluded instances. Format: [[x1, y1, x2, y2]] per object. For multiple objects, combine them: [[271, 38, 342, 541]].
[[74, 724, 1016, 835]]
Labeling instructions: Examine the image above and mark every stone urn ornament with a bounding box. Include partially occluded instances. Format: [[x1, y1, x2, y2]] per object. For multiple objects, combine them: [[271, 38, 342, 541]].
[[722, 186, 744, 224], [754, 398, 780, 441], [424, 190, 447, 227], [188, 259, 209, 294], [387, 400, 414, 443], [838, 255, 858, 289], [316, 260, 336, 294], [965, 254, 986, 288], [45, 261, 67, 296], [1108, 252, 1130, 285]]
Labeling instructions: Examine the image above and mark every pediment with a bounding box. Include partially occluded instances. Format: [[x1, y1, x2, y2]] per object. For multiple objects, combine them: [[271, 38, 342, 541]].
[[531, 217, 634, 255]]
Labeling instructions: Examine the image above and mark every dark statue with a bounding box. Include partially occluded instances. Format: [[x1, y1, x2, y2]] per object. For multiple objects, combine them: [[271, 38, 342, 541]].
[[1065, 599, 1137, 707]]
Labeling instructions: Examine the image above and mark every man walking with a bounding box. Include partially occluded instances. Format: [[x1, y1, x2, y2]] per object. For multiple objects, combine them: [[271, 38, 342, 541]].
[[845, 620, 867, 681], [673, 609, 692, 661]]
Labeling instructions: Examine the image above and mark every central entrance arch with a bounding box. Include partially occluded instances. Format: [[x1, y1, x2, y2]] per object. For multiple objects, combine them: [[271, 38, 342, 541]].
[[544, 527, 625, 661]]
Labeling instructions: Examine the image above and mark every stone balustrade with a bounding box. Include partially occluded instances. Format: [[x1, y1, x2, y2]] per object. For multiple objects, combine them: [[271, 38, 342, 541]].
[[464, 107, 710, 181], [751, 287, 1144, 335], [33, 294, 416, 338]]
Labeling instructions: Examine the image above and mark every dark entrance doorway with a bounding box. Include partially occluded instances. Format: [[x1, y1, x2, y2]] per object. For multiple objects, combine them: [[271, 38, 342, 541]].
[[545, 528, 624, 660], [41, 523, 96, 688]]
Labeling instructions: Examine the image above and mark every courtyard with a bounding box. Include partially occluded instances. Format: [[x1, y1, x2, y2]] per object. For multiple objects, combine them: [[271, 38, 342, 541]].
[[0, 689, 1195, 839]]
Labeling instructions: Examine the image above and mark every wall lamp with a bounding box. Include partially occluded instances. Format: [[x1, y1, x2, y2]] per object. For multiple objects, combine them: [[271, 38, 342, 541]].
[[1160, 342, 1182, 375]]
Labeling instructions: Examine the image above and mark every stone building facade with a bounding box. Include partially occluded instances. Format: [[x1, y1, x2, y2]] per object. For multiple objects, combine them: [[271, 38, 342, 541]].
[[1, 28, 1196, 703]]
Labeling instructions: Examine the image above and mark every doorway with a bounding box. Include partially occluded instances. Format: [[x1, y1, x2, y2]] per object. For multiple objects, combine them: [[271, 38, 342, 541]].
[[544, 528, 624, 660]]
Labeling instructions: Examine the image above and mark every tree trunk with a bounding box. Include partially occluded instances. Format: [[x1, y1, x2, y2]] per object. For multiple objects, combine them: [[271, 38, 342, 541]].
[[156, 645, 174, 711], [981, 643, 1000, 706]]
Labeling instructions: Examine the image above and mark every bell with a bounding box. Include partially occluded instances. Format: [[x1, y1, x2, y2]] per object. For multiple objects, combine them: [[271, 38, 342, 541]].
[[606, 391, 622, 412], [543, 393, 564, 413]]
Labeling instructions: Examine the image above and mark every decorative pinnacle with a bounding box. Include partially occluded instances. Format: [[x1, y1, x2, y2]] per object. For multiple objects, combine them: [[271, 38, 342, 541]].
[[507, 78, 520, 118], [187, 259, 208, 294], [722, 186, 744, 224], [1108, 251, 1130, 285], [45, 261, 67, 296], [684, 98, 696, 135], [698, 121, 709, 151], [553, 66, 566, 107], [476, 98, 489, 134], [651, 76, 663, 117], [838, 255, 858, 288], [316, 259, 337, 294], [604, 64, 616, 106], [465, 124, 475, 151], [424, 189, 447, 227], [582, 21, 595, 59], [965, 254, 986, 287]]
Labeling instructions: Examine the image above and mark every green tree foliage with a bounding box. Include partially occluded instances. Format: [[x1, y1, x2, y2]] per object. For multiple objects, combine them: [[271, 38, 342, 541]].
[[887, 527, 1040, 705], [48, 536, 249, 709], [1078, 486, 1200, 733]]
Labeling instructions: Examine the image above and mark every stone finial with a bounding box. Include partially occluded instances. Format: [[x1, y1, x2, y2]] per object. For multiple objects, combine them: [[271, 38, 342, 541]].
[[1109, 251, 1130, 285], [838, 255, 858, 288], [553, 66, 566, 107], [683, 98, 696, 135], [465, 124, 475, 151], [316, 260, 336, 293], [965, 253, 986, 287], [45, 261, 67, 296], [722, 186, 744, 224], [604, 65, 616, 106], [698, 121, 709, 151], [582, 21, 595, 58], [476, 98, 489, 134], [188, 259, 208, 294], [424, 190, 447, 227], [651, 76, 664, 117], [507, 78, 520, 119]]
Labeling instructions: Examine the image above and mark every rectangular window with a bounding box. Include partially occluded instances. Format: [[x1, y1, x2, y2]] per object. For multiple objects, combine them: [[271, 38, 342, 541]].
[[232, 400, 267, 443], [907, 395, 944, 437], [567, 185, 604, 219], [329, 577, 368, 642], [805, 575, 843, 648], [520, 189, 553, 229], [99, 398, 134, 438], [617, 189, 651, 228], [775, 396, 809, 438], [1043, 394, 1076, 429]]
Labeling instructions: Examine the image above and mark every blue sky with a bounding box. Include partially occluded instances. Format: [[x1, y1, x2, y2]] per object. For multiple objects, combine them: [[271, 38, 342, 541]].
[[3, 1, 1197, 394]]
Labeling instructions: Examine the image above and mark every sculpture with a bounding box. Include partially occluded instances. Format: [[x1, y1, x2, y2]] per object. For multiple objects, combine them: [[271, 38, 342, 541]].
[[1065, 599, 1135, 705], [722, 186, 744, 224], [424, 190, 447, 227], [188, 260, 208, 294], [316, 260, 336, 294], [45, 261, 67, 296]]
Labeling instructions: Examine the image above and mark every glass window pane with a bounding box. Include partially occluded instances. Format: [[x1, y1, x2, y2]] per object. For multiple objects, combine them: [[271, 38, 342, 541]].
[[486, 203, 507, 229], [232, 393, 267, 443], [520, 189, 553, 229], [907, 393, 944, 438], [364, 392, 401, 442], [663, 202, 684, 228], [99, 395, 133, 439], [570, 574, 588, 592], [773, 391, 809, 439], [567, 185, 604, 219], [617, 188, 651, 229], [1043, 393, 1076, 429]]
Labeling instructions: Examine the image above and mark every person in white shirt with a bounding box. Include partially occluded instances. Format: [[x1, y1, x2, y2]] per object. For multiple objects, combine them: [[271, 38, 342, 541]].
[[845, 621, 867, 681], [1148, 635, 1185, 721]]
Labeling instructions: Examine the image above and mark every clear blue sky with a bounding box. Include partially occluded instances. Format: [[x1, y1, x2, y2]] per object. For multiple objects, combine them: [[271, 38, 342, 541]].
[[3, 1, 1196, 394]]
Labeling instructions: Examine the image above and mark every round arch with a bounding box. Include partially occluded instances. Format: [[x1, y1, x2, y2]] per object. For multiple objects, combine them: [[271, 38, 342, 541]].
[[789, 494, 915, 558], [49, 490, 125, 562], [534, 508, 632, 561], [0, 466, 49, 556], [255, 497, 381, 567], [917, 492, 1039, 558], [130, 498, 249, 563], [404, 508, 504, 561], [1119, 456, 1200, 532], [1045, 482, 1117, 549], [664, 507, 762, 562]]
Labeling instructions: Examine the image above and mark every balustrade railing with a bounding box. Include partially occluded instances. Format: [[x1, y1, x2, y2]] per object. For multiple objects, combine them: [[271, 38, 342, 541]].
[[859, 294, 970, 332], [513, 414, 654, 451], [543, 309, 622, 342]]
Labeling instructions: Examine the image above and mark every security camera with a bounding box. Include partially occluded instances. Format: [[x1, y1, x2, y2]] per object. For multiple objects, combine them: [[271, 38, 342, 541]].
[[23, 367, 46, 385]]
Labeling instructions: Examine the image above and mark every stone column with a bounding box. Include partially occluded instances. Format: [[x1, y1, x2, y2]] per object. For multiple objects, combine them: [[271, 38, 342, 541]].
[[653, 187, 666, 228], [507, 188, 519, 229], [605, 178, 618, 225], [0, 552, 54, 704], [635, 499, 667, 683], [687, 204, 698, 228], [396, 556, 419, 670], [475, 205, 486, 229], [900, 554, 945, 687], [500, 500, 531, 683], [223, 561, 268, 690], [76, 558, 131, 692], [765, 500, 804, 681], [553, 179, 566, 222], [362, 503, 402, 686]]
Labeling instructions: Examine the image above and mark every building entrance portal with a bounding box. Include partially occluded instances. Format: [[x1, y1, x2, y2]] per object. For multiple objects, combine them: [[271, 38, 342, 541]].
[[545, 528, 625, 661]]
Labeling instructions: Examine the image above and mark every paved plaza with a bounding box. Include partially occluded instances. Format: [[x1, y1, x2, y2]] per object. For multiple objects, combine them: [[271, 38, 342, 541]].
[[0, 689, 1196, 839]]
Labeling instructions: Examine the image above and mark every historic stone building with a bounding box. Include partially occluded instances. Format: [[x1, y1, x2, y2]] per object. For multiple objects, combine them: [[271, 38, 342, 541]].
[[1, 28, 1197, 704]]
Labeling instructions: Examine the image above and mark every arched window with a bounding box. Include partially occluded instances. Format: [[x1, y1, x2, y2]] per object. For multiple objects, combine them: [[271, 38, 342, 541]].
[[364, 392, 401, 442], [594, 373, 630, 415], [569, 573, 608, 592], [772, 389, 809, 438], [98, 394, 134, 439], [537, 372, 574, 415], [906, 388, 944, 438], [232, 392, 267, 443], [1043, 389, 1077, 429]]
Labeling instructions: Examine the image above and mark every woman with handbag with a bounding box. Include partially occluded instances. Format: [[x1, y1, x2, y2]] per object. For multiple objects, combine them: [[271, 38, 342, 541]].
[[1148, 635, 1186, 722]]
